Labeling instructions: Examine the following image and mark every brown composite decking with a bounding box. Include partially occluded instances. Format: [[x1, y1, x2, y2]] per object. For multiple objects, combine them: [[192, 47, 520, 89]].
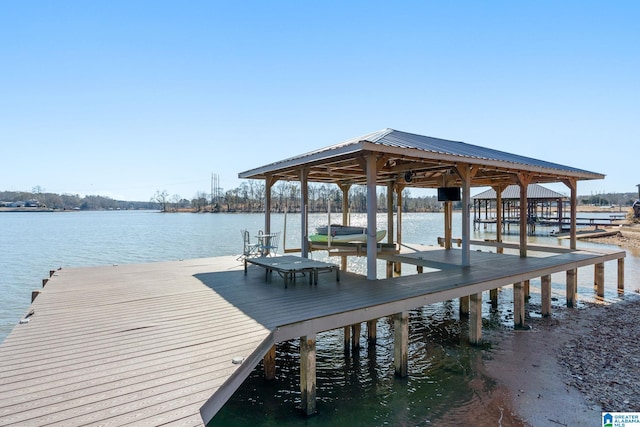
[[0, 247, 625, 426]]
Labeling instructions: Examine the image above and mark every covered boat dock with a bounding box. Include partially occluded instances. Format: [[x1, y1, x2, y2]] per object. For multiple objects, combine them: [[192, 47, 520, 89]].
[[0, 128, 626, 425]]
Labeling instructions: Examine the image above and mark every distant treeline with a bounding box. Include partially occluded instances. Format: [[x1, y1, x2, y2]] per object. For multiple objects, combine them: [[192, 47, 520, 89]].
[[153, 181, 640, 213], [0, 191, 157, 211], [3, 184, 638, 213], [151, 182, 444, 213]]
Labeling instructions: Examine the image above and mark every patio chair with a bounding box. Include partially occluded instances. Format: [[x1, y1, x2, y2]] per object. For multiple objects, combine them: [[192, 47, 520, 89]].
[[261, 231, 281, 257], [238, 229, 260, 260]]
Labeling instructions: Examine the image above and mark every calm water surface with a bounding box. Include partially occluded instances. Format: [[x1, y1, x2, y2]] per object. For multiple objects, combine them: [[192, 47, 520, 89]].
[[1, 210, 637, 426]]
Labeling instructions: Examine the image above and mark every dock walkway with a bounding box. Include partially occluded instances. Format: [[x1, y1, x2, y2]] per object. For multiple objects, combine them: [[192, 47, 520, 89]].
[[0, 248, 625, 426]]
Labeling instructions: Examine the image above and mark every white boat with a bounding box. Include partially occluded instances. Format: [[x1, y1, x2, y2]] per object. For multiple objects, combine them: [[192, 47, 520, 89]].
[[309, 225, 386, 243]]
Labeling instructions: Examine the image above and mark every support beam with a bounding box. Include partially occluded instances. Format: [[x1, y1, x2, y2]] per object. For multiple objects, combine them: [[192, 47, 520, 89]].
[[490, 184, 506, 305], [264, 174, 278, 237], [618, 258, 625, 293], [367, 319, 377, 345], [566, 269, 577, 308], [386, 181, 394, 245], [541, 275, 552, 317], [300, 334, 317, 416], [444, 201, 453, 249], [340, 183, 351, 271], [343, 326, 350, 353], [366, 154, 377, 280], [394, 312, 408, 377], [513, 281, 526, 328], [300, 169, 309, 258], [569, 182, 577, 250], [595, 263, 605, 298], [31, 290, 42, 303], [264, 345, 276, 380], [351, 323, 361, 352], [469, 292, 483, 345], [490, 288, 498, 309], [386, 182, 395, 278], [459, 295, 469, 317], [492, 184, 506, 254], [456, 164, 472, 266], [394, 184, 404, 275], [562, 178, 578, 250], [515, 173, 531, 257]]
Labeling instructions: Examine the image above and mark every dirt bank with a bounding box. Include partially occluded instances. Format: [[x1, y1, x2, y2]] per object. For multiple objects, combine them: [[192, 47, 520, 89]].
[[482, 295, 640, 426], [582, 223, 640, 250]]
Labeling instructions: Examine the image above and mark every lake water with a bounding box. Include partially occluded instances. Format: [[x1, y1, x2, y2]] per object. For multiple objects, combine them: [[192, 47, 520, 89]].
[[1, 210, 637, 426]]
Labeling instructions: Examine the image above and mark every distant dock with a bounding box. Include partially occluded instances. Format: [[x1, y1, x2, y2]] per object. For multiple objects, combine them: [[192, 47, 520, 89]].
[[0, 243, 625, 426]]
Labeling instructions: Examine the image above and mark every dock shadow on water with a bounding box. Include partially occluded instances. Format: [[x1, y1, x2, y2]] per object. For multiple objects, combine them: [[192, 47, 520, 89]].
[[212, 302, 527, 427]]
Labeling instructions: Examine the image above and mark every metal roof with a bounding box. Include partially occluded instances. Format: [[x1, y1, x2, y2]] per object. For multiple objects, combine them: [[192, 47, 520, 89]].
[[472, 184, 567, 200], [239, 128, 604, 188]]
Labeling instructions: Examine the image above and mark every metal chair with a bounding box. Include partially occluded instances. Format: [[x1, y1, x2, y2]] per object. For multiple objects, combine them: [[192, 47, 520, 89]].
[[261, 231, 280, 257], [238, 229, 260, 260]]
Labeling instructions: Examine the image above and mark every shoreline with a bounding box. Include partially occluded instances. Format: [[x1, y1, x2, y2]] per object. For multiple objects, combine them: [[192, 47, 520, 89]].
[[481, 217, 640, 426], [482, 296, 640, 426]]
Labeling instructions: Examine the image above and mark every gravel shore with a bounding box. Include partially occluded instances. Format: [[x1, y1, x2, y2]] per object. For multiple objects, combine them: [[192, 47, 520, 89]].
[[482, 294, 640, 427], [557, 296, 640, 412], [469, 215, 640, 426]]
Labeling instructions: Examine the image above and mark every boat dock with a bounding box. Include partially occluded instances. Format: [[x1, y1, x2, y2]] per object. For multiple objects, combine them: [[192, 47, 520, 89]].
[[0, 128, 628, 425], [0, 245, 625, 426]]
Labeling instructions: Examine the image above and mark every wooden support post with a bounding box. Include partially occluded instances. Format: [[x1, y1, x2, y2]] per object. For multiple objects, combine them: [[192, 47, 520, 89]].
[[595, 263, 605, 298], [516, 173, 531, 258], [351, 323, 361, 352], [444, 201, 453, 250], [365, 154, 377, 280], [493, 184, 504, 254], [343, 326, 351, 353], [562, 178, 578, 250], [394, 184, 403, 276], [490, 288, 498, 309], [394, 259, 402, 276], [42, 278, 48, 287], [513, 281, 526, 329], [264, 345, 276, 380], [566, 269, 577, 308], [459, 295, 470, 317], [31, 290, 42, 303], [386, 261, 393, 278], [300, 334, 317, 416], [367, 319, 377, 345], [394, 312, 408, 377], [618, 258, 625, 293], [416, 265, 423, 274], [541, 275, 552, 317], [340, 183, 351, 271], [469, 292, 482, 345], [300, 168, 309, 258], [524, 279, 530, 301]]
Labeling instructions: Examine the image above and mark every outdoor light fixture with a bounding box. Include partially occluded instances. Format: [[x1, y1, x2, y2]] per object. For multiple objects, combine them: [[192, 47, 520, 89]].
[[404, 171, 413, 182]]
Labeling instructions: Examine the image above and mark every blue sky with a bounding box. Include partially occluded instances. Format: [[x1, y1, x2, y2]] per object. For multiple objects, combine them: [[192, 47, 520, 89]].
[[1, 1, 638, 201]]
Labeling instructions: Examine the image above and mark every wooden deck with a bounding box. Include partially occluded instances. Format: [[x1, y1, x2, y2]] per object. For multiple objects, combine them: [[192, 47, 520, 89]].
[[0, 247, 625, 426]]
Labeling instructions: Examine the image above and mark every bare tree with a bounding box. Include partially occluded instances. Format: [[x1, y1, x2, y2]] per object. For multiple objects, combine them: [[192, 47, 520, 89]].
[[170, 194, 182, 212], [191, 191, 208, 211], [152, 190, 170, 212]]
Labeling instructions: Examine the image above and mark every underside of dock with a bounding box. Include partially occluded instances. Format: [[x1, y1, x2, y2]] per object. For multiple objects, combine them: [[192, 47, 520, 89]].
[[0, 245, 625, 426]]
